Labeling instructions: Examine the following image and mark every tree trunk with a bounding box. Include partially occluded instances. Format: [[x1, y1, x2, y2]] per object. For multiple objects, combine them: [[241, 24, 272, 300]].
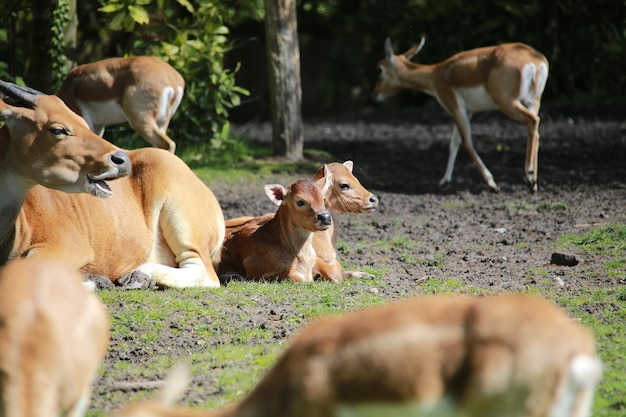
[[63, 0, 77, 76], [263, 0, 303, 160], [29, 0, 55, 92]]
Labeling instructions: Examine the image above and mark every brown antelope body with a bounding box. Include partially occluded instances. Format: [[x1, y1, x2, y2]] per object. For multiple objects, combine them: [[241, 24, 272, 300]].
[[57, 56, 184, 153], [0, 258, 109, 417], [0, 79, 224, 289], [111, 294, 601, 417], [218, 176, 332, 282], [372, 38, 549, 192]]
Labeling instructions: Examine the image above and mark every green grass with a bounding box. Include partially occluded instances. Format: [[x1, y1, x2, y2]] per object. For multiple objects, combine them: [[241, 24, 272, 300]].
[[94, 281, 625, 416], [556, 224, 626, 281], [87, 155, 625, 417]]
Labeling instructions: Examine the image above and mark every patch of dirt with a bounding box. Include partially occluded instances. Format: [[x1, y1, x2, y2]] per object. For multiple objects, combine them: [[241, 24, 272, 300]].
[[92, 101, 626, 412], [226, 101, 626, 291]]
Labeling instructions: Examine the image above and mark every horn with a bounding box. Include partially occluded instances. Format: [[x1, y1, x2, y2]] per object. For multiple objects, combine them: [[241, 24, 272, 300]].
[[0, 79, 42, 107]]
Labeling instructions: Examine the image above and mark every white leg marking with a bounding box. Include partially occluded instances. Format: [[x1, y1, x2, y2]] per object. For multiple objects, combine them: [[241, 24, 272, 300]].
[[520, 63, 537, 107], [440, 125, 462, 186], [158, 86, 175, 125], [135, 258, 219, 289]]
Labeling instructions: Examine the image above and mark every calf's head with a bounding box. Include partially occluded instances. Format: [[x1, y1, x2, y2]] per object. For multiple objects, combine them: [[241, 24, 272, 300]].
[[265, 175, 332, 232], [313, 161, 378, 213]]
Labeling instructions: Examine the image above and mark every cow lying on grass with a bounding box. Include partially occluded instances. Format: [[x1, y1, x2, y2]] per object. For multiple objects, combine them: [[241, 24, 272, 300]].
[[224, 161, 378, 282]]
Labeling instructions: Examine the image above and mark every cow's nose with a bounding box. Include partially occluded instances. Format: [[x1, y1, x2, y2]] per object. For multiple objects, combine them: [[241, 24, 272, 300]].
[[318, 212, 332, 226]]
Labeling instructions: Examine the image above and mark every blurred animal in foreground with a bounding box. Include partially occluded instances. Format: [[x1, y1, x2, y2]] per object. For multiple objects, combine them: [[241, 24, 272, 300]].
[[57, 56, 184, 153], [372, 37, 549, 193], [0, 258, 109, 417], [110, 293, 601, 417]]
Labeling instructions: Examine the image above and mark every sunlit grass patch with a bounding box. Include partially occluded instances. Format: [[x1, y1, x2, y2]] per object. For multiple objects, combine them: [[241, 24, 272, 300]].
[[557, 224, 626, 281], [557, 224, 626, 256]]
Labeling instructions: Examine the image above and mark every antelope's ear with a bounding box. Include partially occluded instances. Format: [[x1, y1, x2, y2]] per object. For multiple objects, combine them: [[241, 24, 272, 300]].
[[404, 36, 426, 61], [342, 160, 354, 172], [384, 37, 395, 64], [265, 184, 287, 206], [0, 100, 34, 128]]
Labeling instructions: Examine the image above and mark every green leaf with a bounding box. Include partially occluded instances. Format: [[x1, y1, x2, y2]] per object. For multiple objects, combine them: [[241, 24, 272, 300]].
[[123, 15, 136, 31], [99, 4, 125, 13], [110, 13, 126, 31], [176, 0, 195, 13], [214, 26, 230, 35], [128, 5, 150, 25], [186, 40, 205, 50]]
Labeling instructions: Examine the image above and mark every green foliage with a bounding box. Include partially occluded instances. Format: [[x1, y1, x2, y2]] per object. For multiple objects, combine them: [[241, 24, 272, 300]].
[[98, 0, 250, 151], [50, 0, 71, 91]]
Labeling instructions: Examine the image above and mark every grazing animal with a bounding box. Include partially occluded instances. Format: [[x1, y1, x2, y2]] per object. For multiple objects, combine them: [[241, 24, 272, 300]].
[[0, 79, 224, 289], [225, 161, 379, 282], [371, 37, 549, 192], [0, 258, 110, 417], [57, 56, 185, 153], [218, 176, 333, 282], [110, 294, 601, 417]]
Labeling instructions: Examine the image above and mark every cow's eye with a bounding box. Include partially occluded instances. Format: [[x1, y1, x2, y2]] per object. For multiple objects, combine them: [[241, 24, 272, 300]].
[[49, 126, 68, 136]]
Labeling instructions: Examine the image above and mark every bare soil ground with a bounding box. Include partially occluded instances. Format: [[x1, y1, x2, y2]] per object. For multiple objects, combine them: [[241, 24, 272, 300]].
[[92, 101, 626, 413], [225, 100, 626, 292]]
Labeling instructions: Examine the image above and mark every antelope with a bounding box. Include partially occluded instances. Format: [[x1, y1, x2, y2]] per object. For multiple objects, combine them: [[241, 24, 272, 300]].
[[224, 161, 379, 282], [0, 258, 110, 417], [372, 37, 549, 193], [218, 176, 333, 282], [57, 56, 184, 153], [110, 294, 602, 417], [0, 79, 224, 289]]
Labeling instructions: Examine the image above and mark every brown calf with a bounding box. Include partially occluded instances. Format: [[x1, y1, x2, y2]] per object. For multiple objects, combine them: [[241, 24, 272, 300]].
[[111, 294, 601, 417], [218, 176, 332, 282], [0, 259, 110, 417], [311, 161, 378, 281], [225, 161, 378, 282]]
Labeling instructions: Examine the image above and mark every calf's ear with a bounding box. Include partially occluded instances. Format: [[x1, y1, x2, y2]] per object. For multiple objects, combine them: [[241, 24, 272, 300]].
[[317, 167, 333, 196], [264, 184, 287, 206]]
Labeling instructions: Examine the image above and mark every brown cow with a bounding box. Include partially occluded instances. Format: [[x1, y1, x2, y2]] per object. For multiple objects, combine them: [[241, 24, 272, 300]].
[[0, 79, 224, 289]]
